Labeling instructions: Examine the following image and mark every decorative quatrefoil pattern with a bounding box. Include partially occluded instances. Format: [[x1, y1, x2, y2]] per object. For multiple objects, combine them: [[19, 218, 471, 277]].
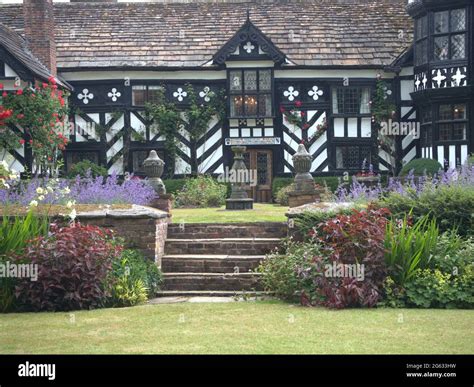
[[199, 86, 212, 102], [308, 85, 323, 101], [77, 88, 94, 104], [107, 88, 121, 102], [283, 86, 299, 101], [173, 87, 188, 102]]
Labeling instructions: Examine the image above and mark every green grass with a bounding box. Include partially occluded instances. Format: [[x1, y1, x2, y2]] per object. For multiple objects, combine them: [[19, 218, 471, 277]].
[[171, 203, 288, 223], [1, 301, 473, 354]]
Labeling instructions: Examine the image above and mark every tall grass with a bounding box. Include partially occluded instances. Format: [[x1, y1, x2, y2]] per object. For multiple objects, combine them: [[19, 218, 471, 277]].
[[0, 211, 50, 312], [384, 214, 439, 287]]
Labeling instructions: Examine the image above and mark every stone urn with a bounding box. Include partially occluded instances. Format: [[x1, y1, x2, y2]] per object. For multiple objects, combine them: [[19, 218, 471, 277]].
[[288, 143, 321, 208], [226, 146, 253, 210], [292, 143, 315, 194], [143, 150, 166, 196]]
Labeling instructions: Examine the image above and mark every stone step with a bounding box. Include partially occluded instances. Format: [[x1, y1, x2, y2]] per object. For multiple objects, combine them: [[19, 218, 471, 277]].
[[162, 272, 263, 291], [161, 254, 264, 273], [155, 290, 272, 298], [167, 222, 288, 239], [164, 238, 281, 255]]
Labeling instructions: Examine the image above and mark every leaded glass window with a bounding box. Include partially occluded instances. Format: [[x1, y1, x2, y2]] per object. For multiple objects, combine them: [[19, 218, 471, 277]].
[[132, 85, 164, 106], [229, 69, 273, 118], [432, 8, 466, 61], [335, 146, 372, 170], [333, 87, 371, 115], [436, 104, 467, 141], [415, 15, 429, 66]]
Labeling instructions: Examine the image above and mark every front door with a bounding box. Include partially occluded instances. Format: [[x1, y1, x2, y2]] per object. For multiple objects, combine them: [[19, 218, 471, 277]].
[[242, 149, 273, 203]]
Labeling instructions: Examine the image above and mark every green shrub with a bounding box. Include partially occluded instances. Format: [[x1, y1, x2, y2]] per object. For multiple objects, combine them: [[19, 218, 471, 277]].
[[272, 177, 293, 198], [67, 160, 108, 179], [163, 179, 187, 196], [275, 184, 294, 206], [314, 176, 340, 192], [0, 211, 50, 313], [111, 249, 163, 302], [405, 267, 473, 308], [272, 176, 341, 200], [112, 276, 148, 307], [381, 184, 474, 236], [293, 206, 359, 240], [384, 214, 439, 287], [257, 239, 320, 301], [399, 158, 442, 176], [174, 175, 227, 208], [467, 154, 474, 165]]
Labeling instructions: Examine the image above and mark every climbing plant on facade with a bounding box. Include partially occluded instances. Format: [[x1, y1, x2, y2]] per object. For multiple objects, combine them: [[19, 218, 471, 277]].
[[371, 76, 397, 175], [146, 84, 225, 176], [0, 79, 69, 175]]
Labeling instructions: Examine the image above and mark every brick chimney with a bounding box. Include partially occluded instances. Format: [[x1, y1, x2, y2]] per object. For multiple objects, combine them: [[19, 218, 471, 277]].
[[23, 0, 57, 76]]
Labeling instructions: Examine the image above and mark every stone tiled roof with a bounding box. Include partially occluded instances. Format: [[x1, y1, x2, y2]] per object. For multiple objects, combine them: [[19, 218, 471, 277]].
[[0, 0, 414, 69], [0, 23, 54, 80]]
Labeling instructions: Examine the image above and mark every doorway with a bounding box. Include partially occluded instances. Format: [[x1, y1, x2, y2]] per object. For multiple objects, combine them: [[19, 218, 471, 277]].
[[242, 149, 273, 203]]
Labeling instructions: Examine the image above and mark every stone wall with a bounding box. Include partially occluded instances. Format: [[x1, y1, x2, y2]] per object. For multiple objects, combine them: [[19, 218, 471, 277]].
[[74, 205, 168, 267]]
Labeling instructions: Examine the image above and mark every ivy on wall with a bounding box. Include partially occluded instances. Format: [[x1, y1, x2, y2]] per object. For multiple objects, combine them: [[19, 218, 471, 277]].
[[146, 84, 225, 177]]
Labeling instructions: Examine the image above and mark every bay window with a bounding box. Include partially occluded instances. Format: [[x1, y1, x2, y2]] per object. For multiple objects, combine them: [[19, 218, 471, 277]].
[[433, 8, 466, 61], [437, 103, 467, 141], [229, 69, 272, 118]]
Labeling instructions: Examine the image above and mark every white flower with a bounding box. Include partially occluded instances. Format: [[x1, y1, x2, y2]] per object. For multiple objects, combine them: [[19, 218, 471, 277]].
[[66, 200, 75, 209], [29, 200, 38, 207], [62, 187, 71, 194], [9, 173, 18, 180], [0, 161, 8, 170], [38, 195, 45, 201], [47, 186, 54, 193], [69, 209, 77, 221], [36, 187, 45, 194]]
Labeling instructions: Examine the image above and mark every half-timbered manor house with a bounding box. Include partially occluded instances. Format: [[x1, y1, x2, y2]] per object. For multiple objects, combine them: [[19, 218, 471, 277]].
[[0, 0, 472, 201]]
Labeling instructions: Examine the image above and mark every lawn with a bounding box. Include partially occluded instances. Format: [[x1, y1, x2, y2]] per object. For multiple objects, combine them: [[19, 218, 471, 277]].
[[171, 203, 288, 223], [1, 301, 473, 354]]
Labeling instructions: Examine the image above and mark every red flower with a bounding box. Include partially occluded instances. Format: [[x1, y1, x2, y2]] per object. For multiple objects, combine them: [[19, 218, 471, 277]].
[[59, 98, 65, 107], [16, 89, 23, 95], [300, 111, 305, 117], [16, 113, 24, 120], [2, 92, 7, 98], [42, 83, 48, 89], [295, 100, 302, 108], [29, 139, 33, 145], [302, 123, 310, 130], [19, 139, 25, 145], [279, 106, 285, 114], [48, 76, 57, 85], [0, 83, 3, 89]]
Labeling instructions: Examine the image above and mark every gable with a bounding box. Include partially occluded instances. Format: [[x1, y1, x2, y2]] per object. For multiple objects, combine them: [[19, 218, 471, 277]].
[[212, 17, 287, 66]]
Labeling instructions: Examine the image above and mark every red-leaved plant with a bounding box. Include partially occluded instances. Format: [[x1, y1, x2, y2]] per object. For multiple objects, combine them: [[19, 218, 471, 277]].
[[301, 205, 391, 308], [14, 223, 122, 312]]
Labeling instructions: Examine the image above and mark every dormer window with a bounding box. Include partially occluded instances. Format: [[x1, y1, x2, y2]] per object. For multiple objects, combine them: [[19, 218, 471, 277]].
[[433, 8, 466, 61], [229, 69, 272, 118]]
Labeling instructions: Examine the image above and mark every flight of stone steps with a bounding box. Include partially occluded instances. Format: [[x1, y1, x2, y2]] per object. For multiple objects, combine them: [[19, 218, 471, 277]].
[[157, 222, 287, 297]]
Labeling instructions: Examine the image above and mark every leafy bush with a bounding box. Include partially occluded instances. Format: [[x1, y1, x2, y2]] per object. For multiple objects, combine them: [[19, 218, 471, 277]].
[[111, 249, 162, 302], [272, 176, 340, 199], [257, 239, 320, 301], [301, 206, 391, 308], [174, 175, 227, 208], [163, 179, 187, 196], [405, 267, 473, 308], [384, 214, 439, 287], [111, 276, 148, 307], [293, 206, 358, 240], [67, 160, 108, 179], [399, 158, 442, 176], [0, 211, 50, 312], [381, 184, 474, 236], [275, 184, 294, 206], [14, 224, 122, 312]]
